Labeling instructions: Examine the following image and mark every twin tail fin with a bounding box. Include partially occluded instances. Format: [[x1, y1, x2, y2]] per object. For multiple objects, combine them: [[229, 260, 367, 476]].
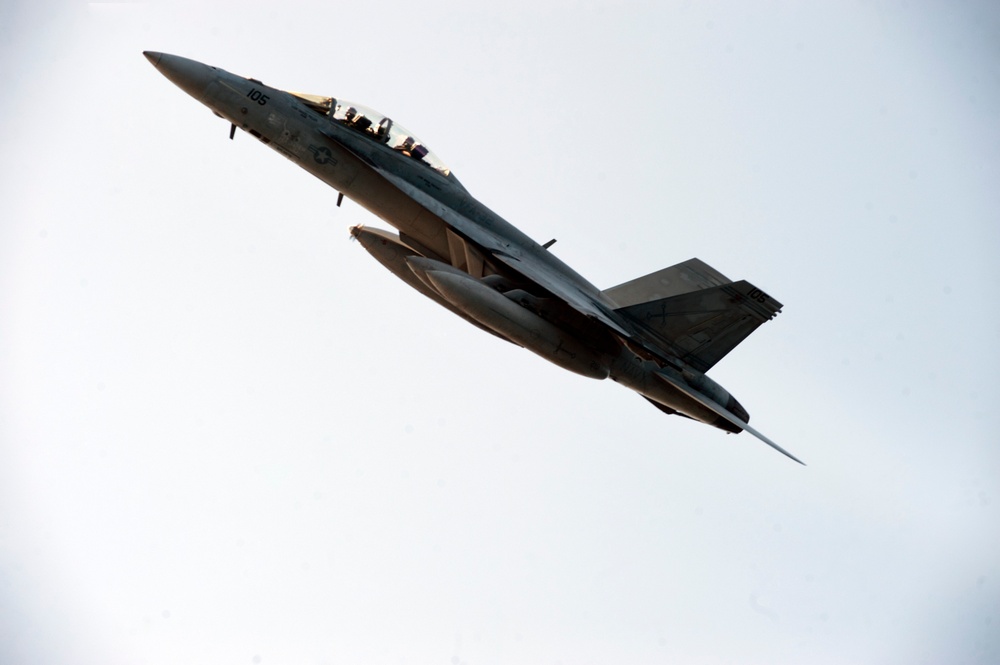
[[605, 259, 782, 373]]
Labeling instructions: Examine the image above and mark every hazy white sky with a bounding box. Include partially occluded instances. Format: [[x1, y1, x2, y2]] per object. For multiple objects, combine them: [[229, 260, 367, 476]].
[[2, 2, 998, 664]]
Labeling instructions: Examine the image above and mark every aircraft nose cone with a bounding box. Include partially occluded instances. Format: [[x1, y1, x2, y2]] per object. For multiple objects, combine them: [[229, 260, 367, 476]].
[[143, 51, 215, 102]]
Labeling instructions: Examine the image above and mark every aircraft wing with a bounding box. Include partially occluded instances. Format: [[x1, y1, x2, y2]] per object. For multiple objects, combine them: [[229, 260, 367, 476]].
[[489, 252, 633, 336], [354, 158, 635, 338]]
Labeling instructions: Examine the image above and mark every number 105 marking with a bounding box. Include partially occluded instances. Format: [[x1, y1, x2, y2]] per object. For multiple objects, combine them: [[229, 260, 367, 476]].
[[748, 288, 769, 303], [247, 88, 269, 105]]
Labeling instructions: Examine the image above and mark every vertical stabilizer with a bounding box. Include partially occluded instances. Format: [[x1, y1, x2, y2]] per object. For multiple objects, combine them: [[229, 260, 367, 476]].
[[603, 258, 732, 308], [615, 280, 782, 372]]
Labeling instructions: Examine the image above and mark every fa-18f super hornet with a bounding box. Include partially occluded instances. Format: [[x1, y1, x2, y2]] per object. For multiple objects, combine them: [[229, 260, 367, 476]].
[[144, 52, 803, 465]]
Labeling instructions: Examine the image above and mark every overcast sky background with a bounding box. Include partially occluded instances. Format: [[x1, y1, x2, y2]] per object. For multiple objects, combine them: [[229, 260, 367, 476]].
[[2, 2, 999, 664]]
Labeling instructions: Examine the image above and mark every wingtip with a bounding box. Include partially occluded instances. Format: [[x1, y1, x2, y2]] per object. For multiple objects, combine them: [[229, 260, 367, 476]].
[[773, 443, 806, 466], [651, 368, 806, 466], [752, 429, 806, 466], [736, 419, 806, 466]]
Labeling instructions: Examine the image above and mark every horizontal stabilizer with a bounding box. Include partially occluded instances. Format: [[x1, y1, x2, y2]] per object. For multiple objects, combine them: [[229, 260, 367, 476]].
[[616, 280, 782, 372], [603, 258, 732, 308], [653, 370, 804, 465]]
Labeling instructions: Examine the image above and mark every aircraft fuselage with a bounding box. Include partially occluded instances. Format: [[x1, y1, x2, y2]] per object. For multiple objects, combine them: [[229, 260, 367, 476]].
[[145, 52, 804, 464]]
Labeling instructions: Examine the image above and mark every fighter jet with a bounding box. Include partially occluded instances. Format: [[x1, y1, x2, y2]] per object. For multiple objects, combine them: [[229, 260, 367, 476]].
[[144, 52, 803, 465]]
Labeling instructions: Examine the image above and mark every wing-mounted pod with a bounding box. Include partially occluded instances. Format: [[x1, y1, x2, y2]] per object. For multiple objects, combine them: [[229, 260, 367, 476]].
[[410, 266, 612, 380], [350, 225, 513, 343], [350, 225, 438, 297]]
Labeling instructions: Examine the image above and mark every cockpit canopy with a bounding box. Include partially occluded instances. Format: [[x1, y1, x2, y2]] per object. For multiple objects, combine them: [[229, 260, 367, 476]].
[[288, 91, 451, 176]]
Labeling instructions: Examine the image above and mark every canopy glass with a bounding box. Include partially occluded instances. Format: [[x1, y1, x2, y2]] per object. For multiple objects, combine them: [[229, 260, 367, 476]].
[[288, 92, 451, 176]]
